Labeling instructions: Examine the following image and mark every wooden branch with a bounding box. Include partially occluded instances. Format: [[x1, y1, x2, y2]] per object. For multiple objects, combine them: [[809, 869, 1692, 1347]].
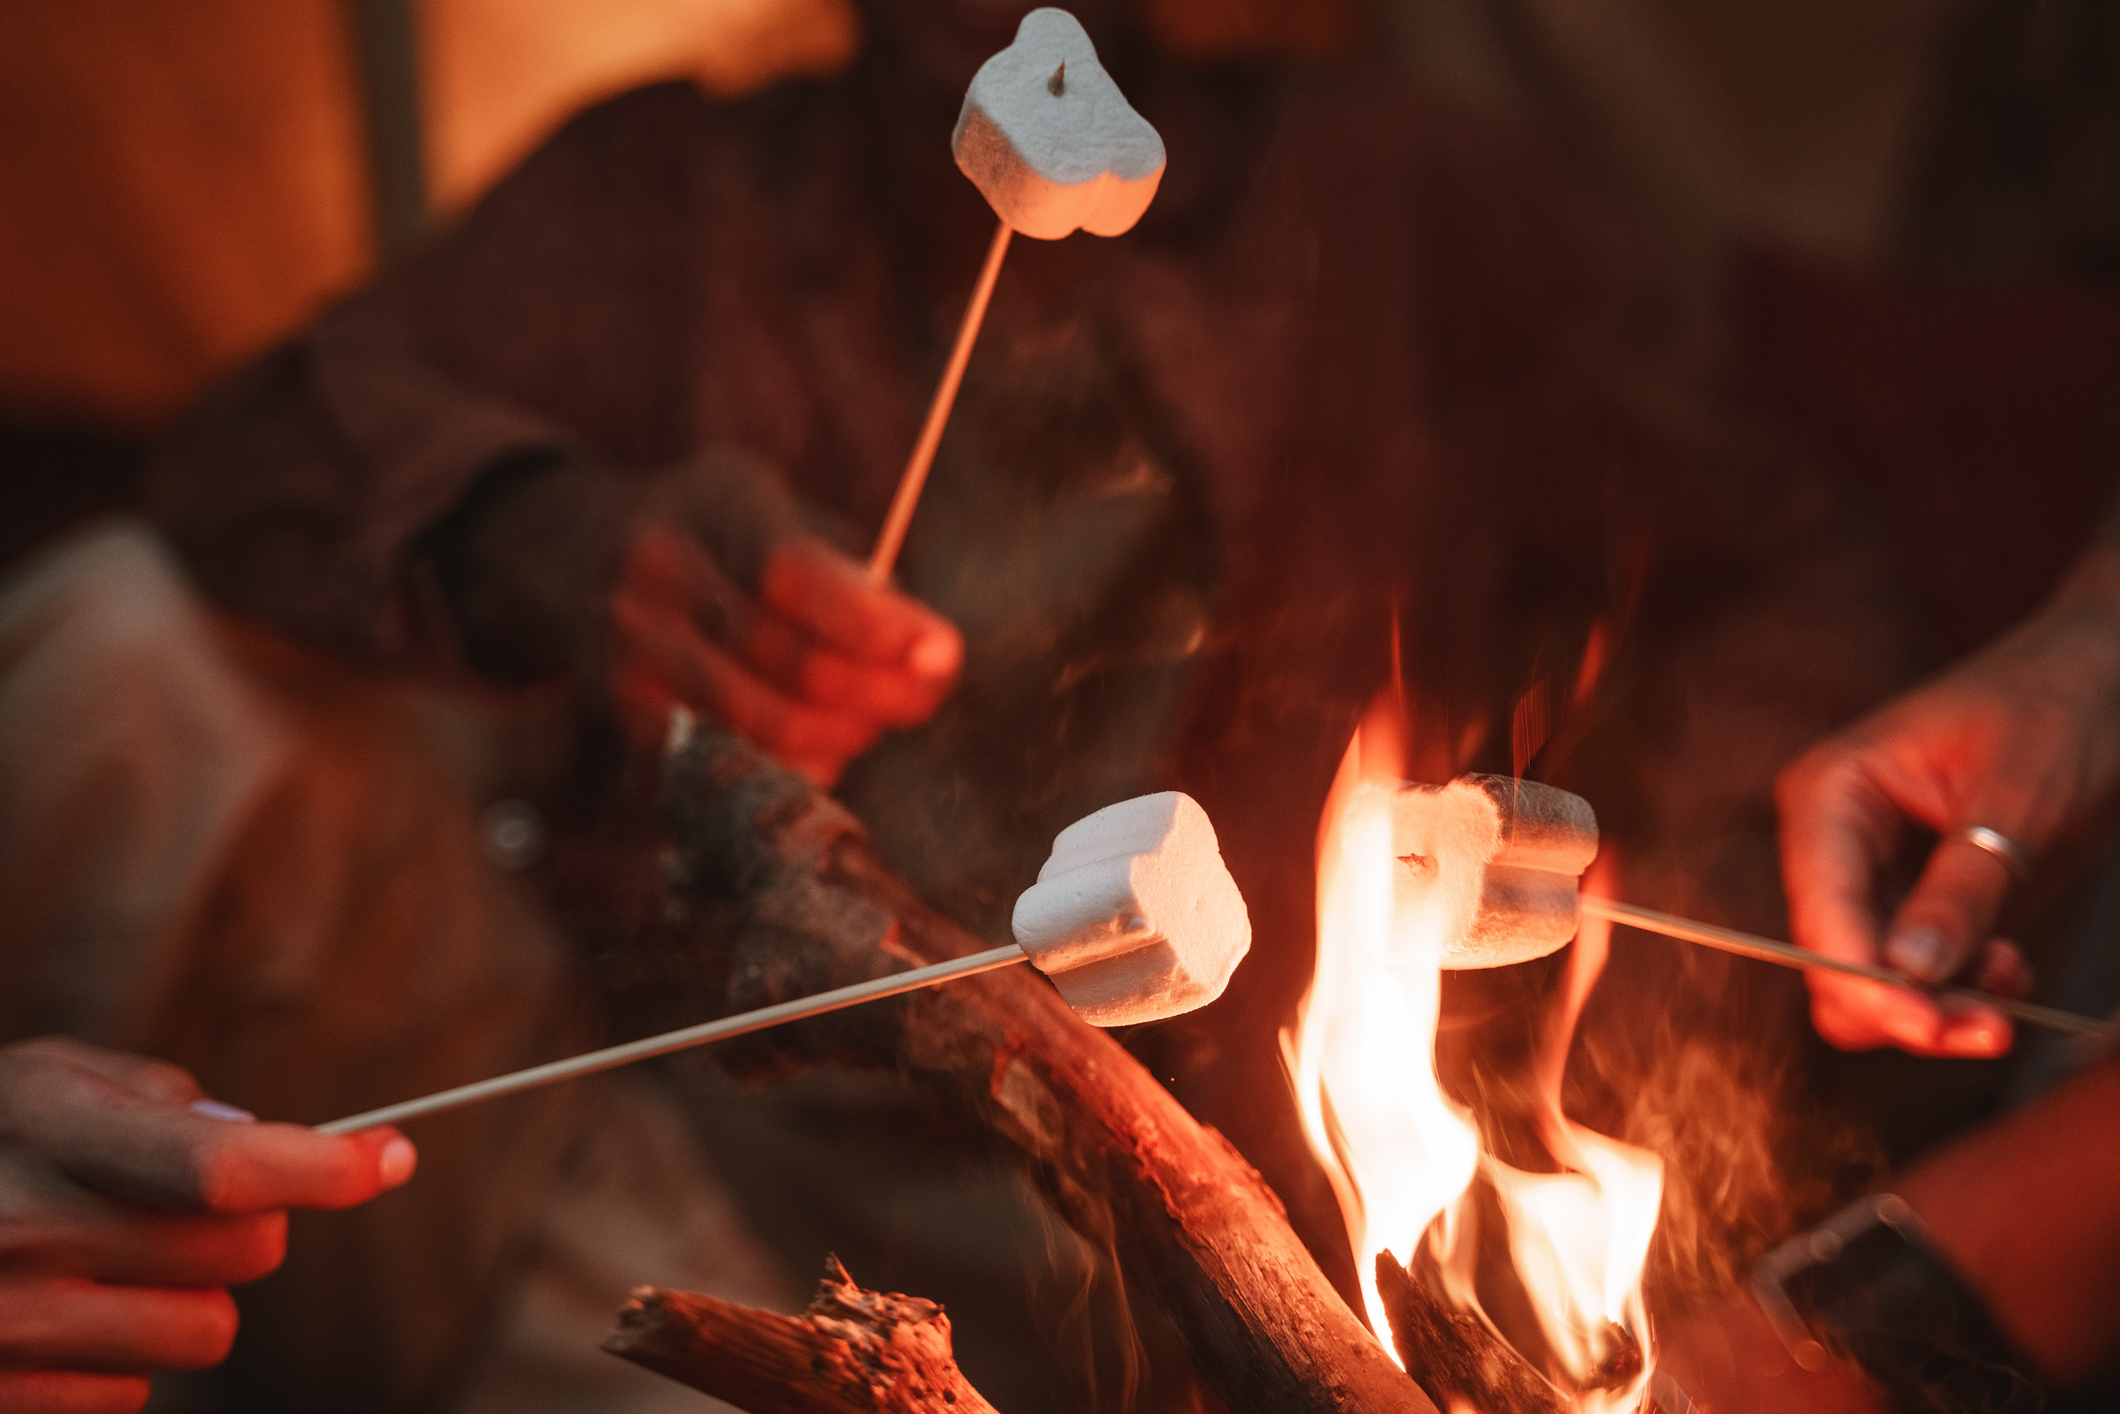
[[1373, 1251, 1567, 1414], [605, 1256, 1001, 1414], [644, 724, 1438, 1414]]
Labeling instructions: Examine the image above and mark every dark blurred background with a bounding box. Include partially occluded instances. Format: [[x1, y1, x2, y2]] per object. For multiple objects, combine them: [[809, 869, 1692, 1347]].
[[0, 0, 2019, 574]]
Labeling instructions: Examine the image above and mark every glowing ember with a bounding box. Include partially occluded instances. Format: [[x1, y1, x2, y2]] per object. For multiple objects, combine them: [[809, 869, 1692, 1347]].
[[1285, 719, 1663, 1412]]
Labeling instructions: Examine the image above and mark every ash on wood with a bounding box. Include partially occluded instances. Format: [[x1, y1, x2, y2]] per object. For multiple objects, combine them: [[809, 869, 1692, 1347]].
[[605, 1256, 999, 1414], [643, 723, 1438, 1414], [1374, 1251, 1567, 1414]]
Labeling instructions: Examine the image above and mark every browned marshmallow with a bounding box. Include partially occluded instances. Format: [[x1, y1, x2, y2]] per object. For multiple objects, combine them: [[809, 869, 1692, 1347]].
[[1389, 774, 1599, 968]]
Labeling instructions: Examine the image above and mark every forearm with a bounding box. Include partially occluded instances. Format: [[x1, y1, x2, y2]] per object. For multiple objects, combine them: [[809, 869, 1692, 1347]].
[[422, 453, 638, 684], [2047, 483, 2120, 614], [149, 85, 703, 663], [1899, 1056, 2120, 1384], [147, 308, 592, 665]]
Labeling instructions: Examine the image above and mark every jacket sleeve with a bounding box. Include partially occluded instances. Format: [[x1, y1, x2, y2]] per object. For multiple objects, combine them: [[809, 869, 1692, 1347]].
[[146, 81, 717, 664]]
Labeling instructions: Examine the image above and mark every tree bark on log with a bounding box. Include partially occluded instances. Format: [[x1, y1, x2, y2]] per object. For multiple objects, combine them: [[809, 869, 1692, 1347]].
[[1373, 1252, 1569, 1414], [605, 1256, 1002, 1414], [640, 722, 1437, 1414]]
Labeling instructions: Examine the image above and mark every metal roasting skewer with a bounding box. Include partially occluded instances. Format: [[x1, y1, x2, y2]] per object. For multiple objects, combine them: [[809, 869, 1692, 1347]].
[[1583, 896, 2108, 1038], [321, 894, 2104, 1134], [316, 944, 1029, 1134]]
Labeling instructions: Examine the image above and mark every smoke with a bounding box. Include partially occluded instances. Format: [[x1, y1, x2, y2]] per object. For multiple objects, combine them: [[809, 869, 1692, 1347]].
[[1570, 1015, 1884, 1314], [1413, 587, 1890, 1323]]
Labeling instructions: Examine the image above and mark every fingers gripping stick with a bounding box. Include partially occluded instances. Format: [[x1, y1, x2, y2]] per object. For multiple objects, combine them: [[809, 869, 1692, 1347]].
[[865, 8, 1166, 584], [320, 792, 1249, 1135]]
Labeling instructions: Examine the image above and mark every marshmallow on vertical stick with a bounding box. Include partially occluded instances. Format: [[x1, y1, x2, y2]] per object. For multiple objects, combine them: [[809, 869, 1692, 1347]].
[[952, 9, 1167, 240], [865, 8, 1167, 584]]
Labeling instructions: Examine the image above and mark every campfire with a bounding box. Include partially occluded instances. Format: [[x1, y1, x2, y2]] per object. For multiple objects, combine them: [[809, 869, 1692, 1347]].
[[596, 721, 1685, 1414], [1287, 714, 1664, 1412]]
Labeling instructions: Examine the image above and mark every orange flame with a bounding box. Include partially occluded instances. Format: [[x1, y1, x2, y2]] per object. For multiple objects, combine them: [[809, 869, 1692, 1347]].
[[1286, 717, 1663, 1411]]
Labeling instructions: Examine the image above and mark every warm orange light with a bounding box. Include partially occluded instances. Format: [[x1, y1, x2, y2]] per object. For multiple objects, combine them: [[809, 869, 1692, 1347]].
[[1285, 719, 1661, 1410]]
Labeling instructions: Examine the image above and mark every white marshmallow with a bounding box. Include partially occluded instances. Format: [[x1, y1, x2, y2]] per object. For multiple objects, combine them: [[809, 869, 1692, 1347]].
[[952, 9, 1166, 241], [1388, 775, 1600, 969], [1012, 792, 1250, 1025]]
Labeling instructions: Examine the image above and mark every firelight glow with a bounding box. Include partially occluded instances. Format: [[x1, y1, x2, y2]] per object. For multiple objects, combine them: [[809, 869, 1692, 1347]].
[[1285, 721, 1662, 1411]]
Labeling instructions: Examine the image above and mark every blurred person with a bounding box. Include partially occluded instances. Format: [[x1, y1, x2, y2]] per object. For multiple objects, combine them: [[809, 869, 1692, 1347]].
[[1762, 0, 2120, 1065], [0, 518, 807, 1413], [1661, 1047, 2120, 1414], [1696, 374, 2120, 1414], [1647, 516, 2120, 1407], [138, 0, 2120, 1410], [146, 0, 1829, 1343], [1655, 2, 2120, 1403]]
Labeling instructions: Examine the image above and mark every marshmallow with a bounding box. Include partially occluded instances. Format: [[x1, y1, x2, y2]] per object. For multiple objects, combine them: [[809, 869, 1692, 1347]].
[[1012, 792, 1251, 1025], [1389, 775, 1600, 969], [952, 9, 1166, 240]]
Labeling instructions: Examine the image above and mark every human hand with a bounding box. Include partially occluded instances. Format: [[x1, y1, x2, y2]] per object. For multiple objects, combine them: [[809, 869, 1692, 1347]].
[[1655, 1290, 1885, 1414], [0, 1038, 415, 1414], [1776, 563, 2120, 1056], [606, 455, 962, 786]]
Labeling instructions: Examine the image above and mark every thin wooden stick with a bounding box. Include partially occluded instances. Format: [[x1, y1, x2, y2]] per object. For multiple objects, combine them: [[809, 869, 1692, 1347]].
[[866, 220, 1014, 584], [1583, 896, 2106, 1038], [315, 944, 1027, 1134]]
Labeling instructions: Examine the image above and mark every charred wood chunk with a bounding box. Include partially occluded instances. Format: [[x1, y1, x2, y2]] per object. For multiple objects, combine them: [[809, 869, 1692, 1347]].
[[1374, 1252, 1568, 1414], [605, 1256, 1001, 1414], [648, 725, 1441, 1414]]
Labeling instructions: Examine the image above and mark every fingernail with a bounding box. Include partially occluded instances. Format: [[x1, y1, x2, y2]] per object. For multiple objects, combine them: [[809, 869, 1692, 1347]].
[[1885, 926, 1945, 979], [909, 633, 959, 678], [1944, 1027, 2001, 1058], [190, 1099, 256, 1122], [1960, 1025, 2004, 1056], [378, 1137, 418, 1189]]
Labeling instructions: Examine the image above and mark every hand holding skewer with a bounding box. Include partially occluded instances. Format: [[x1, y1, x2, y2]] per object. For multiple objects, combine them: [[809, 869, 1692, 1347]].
[[1775, 574, 2120, 1056], [0, 1039, 415, 1409], [1387, 775, 2106, 1040]]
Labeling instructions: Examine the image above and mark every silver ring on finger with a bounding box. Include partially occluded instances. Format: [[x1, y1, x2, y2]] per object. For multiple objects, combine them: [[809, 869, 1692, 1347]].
[[1953, 824, 2031, 884]]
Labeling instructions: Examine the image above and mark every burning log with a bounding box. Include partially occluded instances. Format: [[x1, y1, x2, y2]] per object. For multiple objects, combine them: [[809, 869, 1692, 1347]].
[[605, 1257, 1001, 1414], [1373, 1251, 1569, 1414], [643, 722, 1437, 1414]]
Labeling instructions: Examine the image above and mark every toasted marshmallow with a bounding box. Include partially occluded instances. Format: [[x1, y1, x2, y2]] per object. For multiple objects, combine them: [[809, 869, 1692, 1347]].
[[1388, 775, 1599, 969]]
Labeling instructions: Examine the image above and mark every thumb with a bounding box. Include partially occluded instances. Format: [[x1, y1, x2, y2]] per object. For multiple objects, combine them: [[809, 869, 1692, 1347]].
[[764, 538, 961, 674], [1881, 831, 2019, 984]]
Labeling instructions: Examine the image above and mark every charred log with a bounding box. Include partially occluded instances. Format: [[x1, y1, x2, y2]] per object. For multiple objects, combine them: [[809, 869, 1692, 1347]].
[[1373, 1251, 1568, 1414], [605, 1256, 1000, 1414], [643, 722, 1437, 1414]]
